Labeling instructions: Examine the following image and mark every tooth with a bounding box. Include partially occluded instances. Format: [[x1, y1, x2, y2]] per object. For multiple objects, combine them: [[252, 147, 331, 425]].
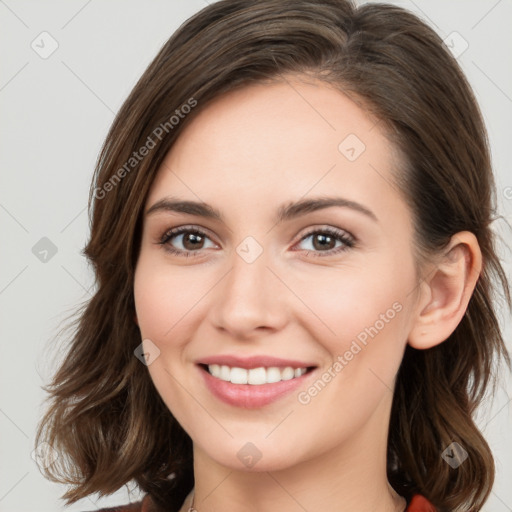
[[266, 367, 282, 383], [230, 367, 248, 384], [220, 365, 231, 381], [209, 364, 221, 378], [208, 364, 309, 384], [248, 367, 267, 385], [281, 367, 295, 380]]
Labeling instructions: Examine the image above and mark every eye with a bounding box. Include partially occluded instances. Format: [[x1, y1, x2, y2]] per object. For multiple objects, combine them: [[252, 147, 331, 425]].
[[157, 226, 216, 257], [157, 225, 355, 258], [293, 227, 355, 257]]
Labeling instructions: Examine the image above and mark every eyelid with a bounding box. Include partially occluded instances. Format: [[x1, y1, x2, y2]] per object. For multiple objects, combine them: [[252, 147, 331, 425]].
[[292, 225, 356, 257], [159, 224, 217, 242], [157, 225, 219, 252], [157, 224, 356, 258], [296, 225, 355, 244]]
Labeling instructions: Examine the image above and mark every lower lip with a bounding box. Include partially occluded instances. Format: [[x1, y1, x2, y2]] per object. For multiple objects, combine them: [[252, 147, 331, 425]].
[[198, 365, 315, 409]]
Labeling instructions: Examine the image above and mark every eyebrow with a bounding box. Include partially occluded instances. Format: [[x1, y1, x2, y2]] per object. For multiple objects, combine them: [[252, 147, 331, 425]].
[[146, 196, 378, 223]]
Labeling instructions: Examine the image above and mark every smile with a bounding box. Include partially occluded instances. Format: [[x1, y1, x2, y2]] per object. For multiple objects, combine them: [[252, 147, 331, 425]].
[[197, 358, 317, 408], [206, 364, 309, 385]]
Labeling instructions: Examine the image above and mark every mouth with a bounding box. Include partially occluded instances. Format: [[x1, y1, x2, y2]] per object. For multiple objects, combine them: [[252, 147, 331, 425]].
[[196, 357, 318, 408], [199, 363, 316, 385]]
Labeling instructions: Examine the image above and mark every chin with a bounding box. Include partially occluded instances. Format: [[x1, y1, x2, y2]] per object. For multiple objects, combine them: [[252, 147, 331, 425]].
[[195, 437, 307, 473]]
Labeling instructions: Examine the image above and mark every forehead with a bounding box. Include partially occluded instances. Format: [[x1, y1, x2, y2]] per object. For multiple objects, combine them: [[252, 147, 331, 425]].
[[146, 78, 404, 225]]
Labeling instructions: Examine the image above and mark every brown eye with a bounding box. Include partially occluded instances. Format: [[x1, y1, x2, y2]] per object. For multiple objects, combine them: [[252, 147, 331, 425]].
[[312, 233, 337, 251], [295, 227, 355, 257], [159, 227, 216, 257], [181, 232, 206, 250]]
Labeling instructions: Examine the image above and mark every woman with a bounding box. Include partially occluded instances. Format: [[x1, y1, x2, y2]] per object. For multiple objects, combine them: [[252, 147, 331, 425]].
[[35, 1, 510, 511]]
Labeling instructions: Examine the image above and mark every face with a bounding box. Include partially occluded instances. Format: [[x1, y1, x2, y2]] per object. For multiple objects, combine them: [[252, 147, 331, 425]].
[[134, 76, 421, 473]]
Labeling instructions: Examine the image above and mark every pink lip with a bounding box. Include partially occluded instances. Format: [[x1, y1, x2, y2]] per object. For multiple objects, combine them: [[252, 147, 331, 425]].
[[197, 363, 317, 409], [197, 354, 316, 369]]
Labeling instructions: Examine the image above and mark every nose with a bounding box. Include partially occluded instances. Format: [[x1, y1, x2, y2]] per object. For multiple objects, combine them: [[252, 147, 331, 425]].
[[209, 245, 289, 340]]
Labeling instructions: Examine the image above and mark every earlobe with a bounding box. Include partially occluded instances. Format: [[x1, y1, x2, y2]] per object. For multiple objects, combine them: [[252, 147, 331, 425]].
[[408, 231, 482, 350]]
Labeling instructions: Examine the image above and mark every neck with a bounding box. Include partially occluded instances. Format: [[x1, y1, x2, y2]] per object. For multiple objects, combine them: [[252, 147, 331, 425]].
[[180, 395, 406, 512]]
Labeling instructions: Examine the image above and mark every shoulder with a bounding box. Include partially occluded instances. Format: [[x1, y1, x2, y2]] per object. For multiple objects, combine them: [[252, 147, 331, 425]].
[[407, 494, 437, 512], [84, 494, 156, 512], [85, 502, 143, 512], [88, 493, 436, 512], [85, 504, 142, 512]]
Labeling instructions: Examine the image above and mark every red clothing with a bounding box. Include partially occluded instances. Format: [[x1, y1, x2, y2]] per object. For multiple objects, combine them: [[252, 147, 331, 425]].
[[408, 495, 437, 511], [91, 493, 437, 511]]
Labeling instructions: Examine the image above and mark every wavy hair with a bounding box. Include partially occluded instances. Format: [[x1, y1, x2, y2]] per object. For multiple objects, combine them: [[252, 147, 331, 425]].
[[35, 1, 511, 511]]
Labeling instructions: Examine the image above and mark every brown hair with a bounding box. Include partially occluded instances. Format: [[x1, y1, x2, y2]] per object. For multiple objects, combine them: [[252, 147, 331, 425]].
[[35, 1, 511, 511]]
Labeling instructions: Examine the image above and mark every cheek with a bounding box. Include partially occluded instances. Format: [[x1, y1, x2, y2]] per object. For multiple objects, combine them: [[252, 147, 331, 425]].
[[291, 270, 409, 424], [134, 279, 171, 338], [134, 256, 207, 340], [292, 260, 409, 343], [289, 256, 413, 405], [134, 260, 199, 427]]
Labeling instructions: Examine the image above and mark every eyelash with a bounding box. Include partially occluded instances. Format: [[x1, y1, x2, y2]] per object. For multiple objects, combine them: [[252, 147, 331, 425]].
[[157, 225, 355, 258]]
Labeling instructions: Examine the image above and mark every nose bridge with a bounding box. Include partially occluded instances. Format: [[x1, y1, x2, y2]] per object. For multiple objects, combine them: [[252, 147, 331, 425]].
[[211, 236, 286, 336]]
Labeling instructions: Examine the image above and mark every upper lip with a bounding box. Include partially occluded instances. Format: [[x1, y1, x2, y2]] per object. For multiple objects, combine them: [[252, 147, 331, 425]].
[[197, 354, 317, 369]]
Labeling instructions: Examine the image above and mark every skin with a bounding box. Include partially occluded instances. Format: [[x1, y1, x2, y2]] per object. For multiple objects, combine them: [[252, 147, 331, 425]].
[[133, 75, 482, 512]]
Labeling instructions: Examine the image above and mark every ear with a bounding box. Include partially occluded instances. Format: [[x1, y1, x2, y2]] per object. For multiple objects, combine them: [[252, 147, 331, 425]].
[[408, 231, 482, 350], [134, 311, 139, 326]]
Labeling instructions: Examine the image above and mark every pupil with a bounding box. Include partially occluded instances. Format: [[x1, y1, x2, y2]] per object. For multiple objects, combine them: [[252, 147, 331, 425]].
[[184, 233, 203, 250], [313, 234, 334, 251]]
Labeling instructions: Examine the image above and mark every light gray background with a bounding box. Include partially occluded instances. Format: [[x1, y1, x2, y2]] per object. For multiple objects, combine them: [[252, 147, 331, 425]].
[[1, 1, 511, 511]]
